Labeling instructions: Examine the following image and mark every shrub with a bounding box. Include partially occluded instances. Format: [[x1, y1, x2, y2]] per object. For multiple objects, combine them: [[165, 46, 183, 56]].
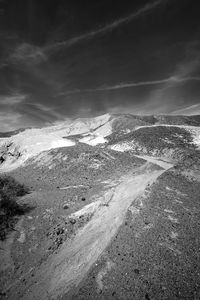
[[0, 176, 29, 240]]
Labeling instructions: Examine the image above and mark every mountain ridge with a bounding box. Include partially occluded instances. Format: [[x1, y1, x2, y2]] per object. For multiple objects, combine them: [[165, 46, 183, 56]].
[[0, 113, 200, 172], [1, 113, 200, 299]]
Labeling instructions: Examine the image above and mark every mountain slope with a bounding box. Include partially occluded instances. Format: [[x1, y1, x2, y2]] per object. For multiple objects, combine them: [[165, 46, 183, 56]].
[[1, 113, 200, 299], [1, 113, 200, 172]]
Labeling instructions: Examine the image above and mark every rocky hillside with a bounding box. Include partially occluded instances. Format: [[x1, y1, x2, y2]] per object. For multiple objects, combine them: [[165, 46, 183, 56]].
[[1, 113, 200, 300], [109, 125, 200, 160], [0, 113, 200, 172]]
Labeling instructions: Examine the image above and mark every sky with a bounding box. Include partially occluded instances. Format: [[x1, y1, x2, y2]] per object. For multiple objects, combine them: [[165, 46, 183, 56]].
[[0, 0, 200, 131]]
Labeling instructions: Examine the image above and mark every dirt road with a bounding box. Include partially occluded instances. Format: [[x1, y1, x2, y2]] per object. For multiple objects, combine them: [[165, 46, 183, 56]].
[[134, 154, 174, 170]]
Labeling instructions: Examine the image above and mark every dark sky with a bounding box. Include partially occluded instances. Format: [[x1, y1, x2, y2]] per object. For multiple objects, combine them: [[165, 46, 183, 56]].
[[0, 0, 200, 130]]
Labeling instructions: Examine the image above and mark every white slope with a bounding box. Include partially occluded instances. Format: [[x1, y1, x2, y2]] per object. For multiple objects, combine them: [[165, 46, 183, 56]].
[[79, 135, 108, 146], [110, 143, 133, 152], [42, 113, 111, 137], [78, 117, 112, 146], [0, 131, 75, 171], [0, 114, 112, 171], [92, 120, 113, 137]]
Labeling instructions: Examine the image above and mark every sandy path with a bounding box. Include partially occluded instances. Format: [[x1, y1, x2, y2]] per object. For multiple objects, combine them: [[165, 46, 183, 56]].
[[17, 161, 168, 300], [50, 169, 164, 298], [134, 154, 173, 169]]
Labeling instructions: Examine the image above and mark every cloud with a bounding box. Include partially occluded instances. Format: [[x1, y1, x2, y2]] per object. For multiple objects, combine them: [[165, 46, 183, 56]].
[[0, 94, 27, 105], [11, 43, 47, 65], [93, 76, 200, 91], [56, 40, 200, 98], [102, 41, 200, 94], [0, 96, 65, 131], [173, 56, 200, 80], [141, 55, 200, 114], [59, 75, 200, 95], [95, 79, 173, 90], [171, 104, 200, 115], [30, 103, 64, 119], [54, 38, 200, 117], [14, 102, 66, 127], [0, 112, 22, 132], [47, 0, 169, 51]]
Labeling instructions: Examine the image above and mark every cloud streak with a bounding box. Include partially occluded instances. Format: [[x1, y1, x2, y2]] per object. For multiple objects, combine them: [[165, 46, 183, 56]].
[[171, 104, 200, 115], [0, 112, 22, 132], [0, 94, 27, 105], [29, 103, 64, 120], [47, 0, 169, 51], [59, 75, 200, 95], [10, 43, 47, 65], [95, 76, 200, 91], [142, 42, 200, 114]]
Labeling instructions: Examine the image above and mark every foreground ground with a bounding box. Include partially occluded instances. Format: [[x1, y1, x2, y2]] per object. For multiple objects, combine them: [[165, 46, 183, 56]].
[[0, 114, 200, 299], [0, 145, 199, 299]]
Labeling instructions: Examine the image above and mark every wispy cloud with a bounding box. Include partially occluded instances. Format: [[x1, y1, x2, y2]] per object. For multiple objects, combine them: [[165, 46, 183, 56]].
[[93, 76, 200, 91], [59, 75, 200, 96], [57, 40, 200, 96], [0, 112, 22, 132], [143, 42, 200, 114], [96, 79, 173, 90], [0, 94, 27, 105], [58, 40, 200, 116], [171, 104, 200, 115], [10, 43, 47, 65], [30, 103, 64, 119], [47, 0, 169, 51], [59, 79, 170, 95]]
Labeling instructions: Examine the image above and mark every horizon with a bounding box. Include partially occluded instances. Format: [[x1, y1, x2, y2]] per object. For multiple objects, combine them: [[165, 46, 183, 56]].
[[0, 0, 200, 131], [1, 111, 200, 133]]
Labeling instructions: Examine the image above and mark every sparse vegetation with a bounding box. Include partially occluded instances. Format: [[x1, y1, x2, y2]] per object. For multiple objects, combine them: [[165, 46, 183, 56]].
[[108, 126, 196, 159], [0, 176, 29, 240]]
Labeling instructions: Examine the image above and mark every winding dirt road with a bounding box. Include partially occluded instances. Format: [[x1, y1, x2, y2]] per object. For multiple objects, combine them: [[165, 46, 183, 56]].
[[14, 158, 172, 300]]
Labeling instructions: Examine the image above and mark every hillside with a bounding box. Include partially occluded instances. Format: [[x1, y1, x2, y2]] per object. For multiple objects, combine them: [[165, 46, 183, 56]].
[[0, 113, 200, 299], [0, 113, 200, 172], [0, 128, 28, 138]]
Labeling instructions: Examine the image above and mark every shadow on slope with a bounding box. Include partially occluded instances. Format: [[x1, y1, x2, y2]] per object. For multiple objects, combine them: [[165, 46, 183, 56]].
[[0, 176, 32, 241]]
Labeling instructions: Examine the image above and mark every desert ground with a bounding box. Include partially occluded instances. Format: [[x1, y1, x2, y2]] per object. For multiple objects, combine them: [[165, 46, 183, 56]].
[[0, 113, 200, 299]]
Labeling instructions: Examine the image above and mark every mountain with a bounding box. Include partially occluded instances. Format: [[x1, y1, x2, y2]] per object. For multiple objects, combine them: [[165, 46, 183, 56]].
[[1, 113, 200, 300], [0, 113, 200, 171], [0, 128, 28, 138]]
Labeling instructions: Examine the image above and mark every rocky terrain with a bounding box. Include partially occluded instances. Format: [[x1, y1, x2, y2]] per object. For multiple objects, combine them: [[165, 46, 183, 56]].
[[0, 113, 200, 299]]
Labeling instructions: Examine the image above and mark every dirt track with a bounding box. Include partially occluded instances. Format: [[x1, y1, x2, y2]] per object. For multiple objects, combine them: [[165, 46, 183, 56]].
[[15, 159, 169, 300]]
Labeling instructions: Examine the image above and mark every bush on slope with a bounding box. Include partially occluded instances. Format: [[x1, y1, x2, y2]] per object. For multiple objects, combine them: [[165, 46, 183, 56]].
[[0, 176, 29, 240]]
